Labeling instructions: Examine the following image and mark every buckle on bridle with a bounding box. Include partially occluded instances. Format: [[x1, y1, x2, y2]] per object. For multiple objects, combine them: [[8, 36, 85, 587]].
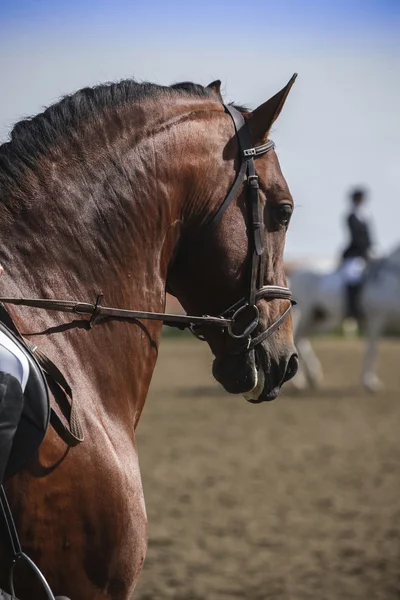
[[89, 293, 104, 329], [247, 174, 259, 189], [243, 148, 257, 157]]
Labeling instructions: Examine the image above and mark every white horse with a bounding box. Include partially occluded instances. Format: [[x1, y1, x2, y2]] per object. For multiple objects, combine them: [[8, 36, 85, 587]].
[[289, 246, 400, 392]]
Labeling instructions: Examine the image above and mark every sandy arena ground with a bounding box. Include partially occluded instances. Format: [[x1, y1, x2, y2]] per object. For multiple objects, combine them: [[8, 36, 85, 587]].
[[134, 336, 400, 600]]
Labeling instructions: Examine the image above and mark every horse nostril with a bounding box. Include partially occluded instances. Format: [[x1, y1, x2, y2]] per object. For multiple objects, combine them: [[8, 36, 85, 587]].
[[284, 353, 299, 383]]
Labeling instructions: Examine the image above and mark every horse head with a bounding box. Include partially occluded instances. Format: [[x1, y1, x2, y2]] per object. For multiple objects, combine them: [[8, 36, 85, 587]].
[[168, 76, 298, 402]]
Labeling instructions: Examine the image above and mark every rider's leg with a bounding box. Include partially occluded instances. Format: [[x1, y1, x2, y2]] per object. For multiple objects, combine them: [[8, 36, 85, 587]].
[[0, 373, 24, 483], [342, 257, 366, 322], [0, 373, 23, 600], [346, 282, 362, 320], [0, 338, 24, 599], [0, 334, 71, 600], [0, 331, 29, 484]]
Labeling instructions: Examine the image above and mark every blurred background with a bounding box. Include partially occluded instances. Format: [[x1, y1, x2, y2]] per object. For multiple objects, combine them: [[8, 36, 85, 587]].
[[1, 1, 400, 599]]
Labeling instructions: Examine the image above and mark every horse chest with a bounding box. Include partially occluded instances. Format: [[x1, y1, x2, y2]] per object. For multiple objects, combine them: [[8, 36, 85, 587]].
[[1, 431, 148, 599]]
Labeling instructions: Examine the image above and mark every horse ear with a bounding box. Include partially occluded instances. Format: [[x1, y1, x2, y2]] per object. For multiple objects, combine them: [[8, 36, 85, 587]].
[[248, 73, 297, 142], [207, 80, 223, 102]]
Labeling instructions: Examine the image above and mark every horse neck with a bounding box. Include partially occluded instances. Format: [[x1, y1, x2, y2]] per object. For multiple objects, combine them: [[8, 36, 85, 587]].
[[3, 98, 229, 290], [0, 97, 229, 426]]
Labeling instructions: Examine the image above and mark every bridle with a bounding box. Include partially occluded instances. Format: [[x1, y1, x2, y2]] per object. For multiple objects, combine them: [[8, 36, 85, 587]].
[[0, 104, 294, 353], [186, 104, 294, 355]]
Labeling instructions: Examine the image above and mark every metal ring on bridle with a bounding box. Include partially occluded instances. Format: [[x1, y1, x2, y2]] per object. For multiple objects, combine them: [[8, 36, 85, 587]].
[[228, 304, 259, 340]]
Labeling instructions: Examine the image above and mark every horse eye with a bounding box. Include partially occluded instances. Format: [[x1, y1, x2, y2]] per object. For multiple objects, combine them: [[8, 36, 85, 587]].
[[275, 204, 293, 227]]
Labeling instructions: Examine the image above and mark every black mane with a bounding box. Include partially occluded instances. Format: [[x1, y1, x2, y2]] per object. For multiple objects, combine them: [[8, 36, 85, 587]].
[[0, 79, 214, 200]]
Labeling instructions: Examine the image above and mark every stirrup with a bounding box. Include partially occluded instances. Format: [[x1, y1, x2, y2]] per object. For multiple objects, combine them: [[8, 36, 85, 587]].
[[0, 487, 64, 600]]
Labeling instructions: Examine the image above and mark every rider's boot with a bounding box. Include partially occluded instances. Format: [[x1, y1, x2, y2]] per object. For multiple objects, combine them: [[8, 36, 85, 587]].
[[346, 282, 362, 321], [0, 372, 24, 483]]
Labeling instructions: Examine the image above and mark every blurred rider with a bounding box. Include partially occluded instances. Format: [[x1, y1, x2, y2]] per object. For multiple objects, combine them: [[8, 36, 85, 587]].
[[341, 187, 373, 320]]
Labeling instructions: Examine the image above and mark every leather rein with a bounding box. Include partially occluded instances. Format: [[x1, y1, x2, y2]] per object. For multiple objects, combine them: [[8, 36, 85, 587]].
[[0, 105, 294, 355]]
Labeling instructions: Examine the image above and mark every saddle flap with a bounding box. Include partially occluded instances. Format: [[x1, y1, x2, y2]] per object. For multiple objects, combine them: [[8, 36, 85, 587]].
[[0, 323, 50, 480]]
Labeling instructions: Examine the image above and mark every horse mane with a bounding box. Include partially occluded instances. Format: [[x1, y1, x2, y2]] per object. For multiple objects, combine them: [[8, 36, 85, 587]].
[[0, 79, 215, 204]]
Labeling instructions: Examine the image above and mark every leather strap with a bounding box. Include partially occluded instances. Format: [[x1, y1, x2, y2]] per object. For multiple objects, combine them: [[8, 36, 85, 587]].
[[206, 160, 247, 230], [220, 286, 294, 317], [0, 297, 232, 331], [203, 105, 275, 234], [27, 345, 84, 447], [222, 106, 267, 308]]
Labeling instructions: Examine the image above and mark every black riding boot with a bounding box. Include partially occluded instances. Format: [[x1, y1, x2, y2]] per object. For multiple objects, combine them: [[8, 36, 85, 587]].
[[0, 373, 24, 484], [0, 375, 23, 600], [346, 283, 362, 321]]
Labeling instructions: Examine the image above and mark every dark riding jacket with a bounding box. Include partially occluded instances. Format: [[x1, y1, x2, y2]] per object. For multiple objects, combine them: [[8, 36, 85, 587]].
[[342, 210, 372, 260]]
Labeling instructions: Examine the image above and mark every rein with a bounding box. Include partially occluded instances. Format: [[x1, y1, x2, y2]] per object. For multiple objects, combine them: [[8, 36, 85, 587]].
[[0, 294, 234, 331], [0, 104, 294, 354]]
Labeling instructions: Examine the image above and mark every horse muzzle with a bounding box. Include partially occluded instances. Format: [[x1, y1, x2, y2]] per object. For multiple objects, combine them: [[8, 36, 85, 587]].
[[213, 345, 298, 402]]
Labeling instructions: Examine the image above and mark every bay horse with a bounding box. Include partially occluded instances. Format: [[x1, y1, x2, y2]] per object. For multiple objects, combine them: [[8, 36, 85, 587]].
[[0, 75, 298, 599]]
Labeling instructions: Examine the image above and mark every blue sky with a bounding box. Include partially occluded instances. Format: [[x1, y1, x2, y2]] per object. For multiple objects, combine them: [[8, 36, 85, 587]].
[[2, 0, 400, 52], [1, 1, 399, 261], [2, 0, 399, 29], [1, 1, 399, 56]]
